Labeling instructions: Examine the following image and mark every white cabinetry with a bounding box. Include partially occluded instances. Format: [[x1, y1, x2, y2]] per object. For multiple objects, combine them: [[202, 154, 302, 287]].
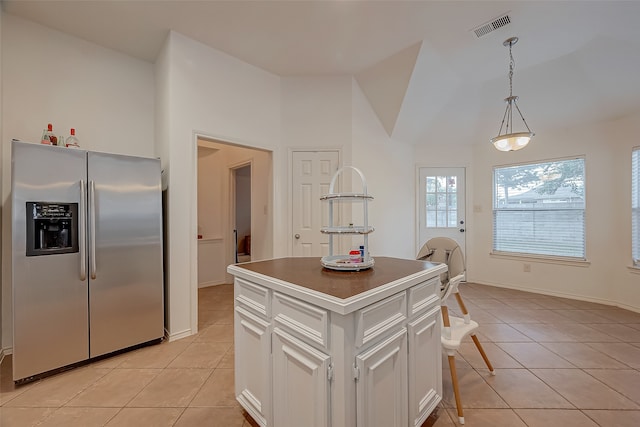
[[272, 327, 331, 427], [407, 279, 443, 426], [272, 292, 331, 427], [229, 257, 444, 427], [355, 328, 408, 427], [234, 279, 271, 426], [408, 306, 442, 426]]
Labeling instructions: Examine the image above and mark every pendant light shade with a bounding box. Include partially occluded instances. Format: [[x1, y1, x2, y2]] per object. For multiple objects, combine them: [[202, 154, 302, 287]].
[[491, 37, 534, 152]]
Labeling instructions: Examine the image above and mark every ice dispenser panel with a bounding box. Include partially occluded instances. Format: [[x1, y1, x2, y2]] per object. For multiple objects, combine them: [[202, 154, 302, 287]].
[[26, 202, 79, 256]]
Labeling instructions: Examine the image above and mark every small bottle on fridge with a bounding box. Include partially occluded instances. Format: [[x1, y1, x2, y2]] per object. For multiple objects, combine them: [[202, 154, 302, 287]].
[[40, 123, 54, 145], [65, 128, 80, 148], [58, 135, 65, 147]]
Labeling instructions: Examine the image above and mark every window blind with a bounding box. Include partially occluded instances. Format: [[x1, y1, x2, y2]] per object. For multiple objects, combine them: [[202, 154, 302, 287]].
[[493, 158, 585, 259]]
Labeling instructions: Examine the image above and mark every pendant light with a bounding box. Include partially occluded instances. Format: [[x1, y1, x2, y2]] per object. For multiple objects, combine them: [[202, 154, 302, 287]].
[[490, 37, 534, 152]]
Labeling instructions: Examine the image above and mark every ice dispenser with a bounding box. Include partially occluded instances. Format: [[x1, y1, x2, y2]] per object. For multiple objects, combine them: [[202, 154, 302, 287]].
[[26, 202, 78, 256]]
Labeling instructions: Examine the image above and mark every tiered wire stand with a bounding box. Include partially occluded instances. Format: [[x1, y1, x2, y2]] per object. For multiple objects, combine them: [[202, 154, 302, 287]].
[[320, 166, 374, 271]]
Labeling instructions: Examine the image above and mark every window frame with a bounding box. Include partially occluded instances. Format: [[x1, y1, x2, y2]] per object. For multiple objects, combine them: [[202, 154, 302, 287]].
[[492, 156, 586, 261]]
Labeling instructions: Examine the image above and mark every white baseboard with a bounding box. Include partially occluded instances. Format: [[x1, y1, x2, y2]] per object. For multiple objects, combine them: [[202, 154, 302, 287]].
[[0, 346, 12, 365], [166, 328, 194, 342], [470, 280, 640, 314], [198, 280, 226, 288], [616, 301, 640, 314]]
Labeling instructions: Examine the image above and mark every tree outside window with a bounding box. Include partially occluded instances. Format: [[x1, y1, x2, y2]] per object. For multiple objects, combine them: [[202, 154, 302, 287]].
[[493, 158, 585, 259]]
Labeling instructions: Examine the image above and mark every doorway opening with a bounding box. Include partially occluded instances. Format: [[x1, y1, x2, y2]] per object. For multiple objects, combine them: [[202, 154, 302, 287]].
[[196, 137, 272, 292], [232, 164, 252, 263]]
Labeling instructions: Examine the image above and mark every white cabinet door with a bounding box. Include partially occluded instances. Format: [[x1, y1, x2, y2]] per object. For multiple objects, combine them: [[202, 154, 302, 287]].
[[235, 306, 271, 427], [408, 306, 442, 427], [272, 327, 331, 427], [356, 328, 408, 427]]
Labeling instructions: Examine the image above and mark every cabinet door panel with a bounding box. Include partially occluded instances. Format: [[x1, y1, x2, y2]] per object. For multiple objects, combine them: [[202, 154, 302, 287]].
[[408, 306, 442, 426], [356, 328, 408, 427], [272, 327, 331, 427], [235, 306, 271, 427]]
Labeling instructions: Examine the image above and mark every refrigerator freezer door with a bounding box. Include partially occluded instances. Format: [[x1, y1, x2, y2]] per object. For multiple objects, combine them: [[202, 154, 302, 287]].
[[87, 152, 164, 357], [11, 141, 89, 381]]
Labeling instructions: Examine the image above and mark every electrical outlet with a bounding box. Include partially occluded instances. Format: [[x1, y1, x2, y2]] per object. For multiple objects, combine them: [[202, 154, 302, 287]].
[[523, 263, 531, 273]]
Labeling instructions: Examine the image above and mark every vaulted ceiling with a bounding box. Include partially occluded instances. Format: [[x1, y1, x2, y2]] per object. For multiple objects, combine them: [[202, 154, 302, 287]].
[[5, 0, 640, 147]]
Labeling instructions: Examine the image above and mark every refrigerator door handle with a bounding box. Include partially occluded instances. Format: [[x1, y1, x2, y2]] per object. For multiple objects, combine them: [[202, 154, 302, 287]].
[[89, 180, 97, 280], [79, 180, 87, 281]]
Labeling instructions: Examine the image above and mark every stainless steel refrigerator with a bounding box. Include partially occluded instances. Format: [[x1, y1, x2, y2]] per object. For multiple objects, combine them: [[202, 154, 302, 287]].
[[11, 140, 164, 382]]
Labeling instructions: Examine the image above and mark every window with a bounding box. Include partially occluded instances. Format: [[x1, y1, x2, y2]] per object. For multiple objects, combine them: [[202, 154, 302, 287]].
[[633, 148, 640, 266], [425, 175, 459, 228], [493, 157, 585, 259]]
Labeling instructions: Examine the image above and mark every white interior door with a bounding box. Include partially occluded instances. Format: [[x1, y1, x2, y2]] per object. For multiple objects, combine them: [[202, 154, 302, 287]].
[[418, 167, 466, 256], [292, 150, 339, 257]]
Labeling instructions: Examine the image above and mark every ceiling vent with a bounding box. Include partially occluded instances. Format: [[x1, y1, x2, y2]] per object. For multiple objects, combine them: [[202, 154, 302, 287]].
[[471, 13, 511, 38]]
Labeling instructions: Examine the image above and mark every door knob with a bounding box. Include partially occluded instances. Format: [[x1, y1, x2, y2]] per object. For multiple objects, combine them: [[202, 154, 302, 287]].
[[295, 234, 300, 239], [459, 228, 465, 233]]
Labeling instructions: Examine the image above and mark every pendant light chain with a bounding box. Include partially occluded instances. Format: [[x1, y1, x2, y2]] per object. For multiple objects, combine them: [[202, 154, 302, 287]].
[[490, 36, 535, 152], [509, 41, 515, 98], [510, 41, 533, 134], [506, 41, 515, 134]]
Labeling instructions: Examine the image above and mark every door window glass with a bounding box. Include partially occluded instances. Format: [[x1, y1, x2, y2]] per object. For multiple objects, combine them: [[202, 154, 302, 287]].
[[426, 175, 458, 228]]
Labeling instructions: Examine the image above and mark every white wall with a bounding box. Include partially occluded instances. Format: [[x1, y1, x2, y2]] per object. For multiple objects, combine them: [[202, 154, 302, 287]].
[[351, 79, 416, 259], [280, 77, 353, 253], [159, 32, 280, 340], [154, 32, 172, 334], [196, 145, 225, 288], [1, 14, 155, 351], [1, 15, 155, 155], [197, 146, 224, 240], [0, 5, 4, 357], [281, 77, 353, 149], [468, 112, 640, 311]]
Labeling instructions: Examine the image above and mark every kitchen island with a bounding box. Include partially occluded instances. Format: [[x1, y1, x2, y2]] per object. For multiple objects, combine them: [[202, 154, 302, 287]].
[[227, 256, 446, 427]]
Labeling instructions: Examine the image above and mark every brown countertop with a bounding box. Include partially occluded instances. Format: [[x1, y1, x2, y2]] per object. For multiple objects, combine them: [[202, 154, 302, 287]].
[[231, 256, 441, 300]]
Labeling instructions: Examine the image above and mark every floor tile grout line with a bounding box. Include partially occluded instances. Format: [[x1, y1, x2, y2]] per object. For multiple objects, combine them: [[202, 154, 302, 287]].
[[452, 284, 640, 423], [579, 368, 640, 408], [536, 340, 635, 370], [161, 368, 217, 427]]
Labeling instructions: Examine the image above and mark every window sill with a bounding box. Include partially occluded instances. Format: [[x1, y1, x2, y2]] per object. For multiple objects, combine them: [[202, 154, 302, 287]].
[[490, 251, 590, 267]]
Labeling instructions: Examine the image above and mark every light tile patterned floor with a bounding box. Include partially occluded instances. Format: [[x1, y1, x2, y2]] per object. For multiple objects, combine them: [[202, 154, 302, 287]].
[[1, 282, 640, 426]]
